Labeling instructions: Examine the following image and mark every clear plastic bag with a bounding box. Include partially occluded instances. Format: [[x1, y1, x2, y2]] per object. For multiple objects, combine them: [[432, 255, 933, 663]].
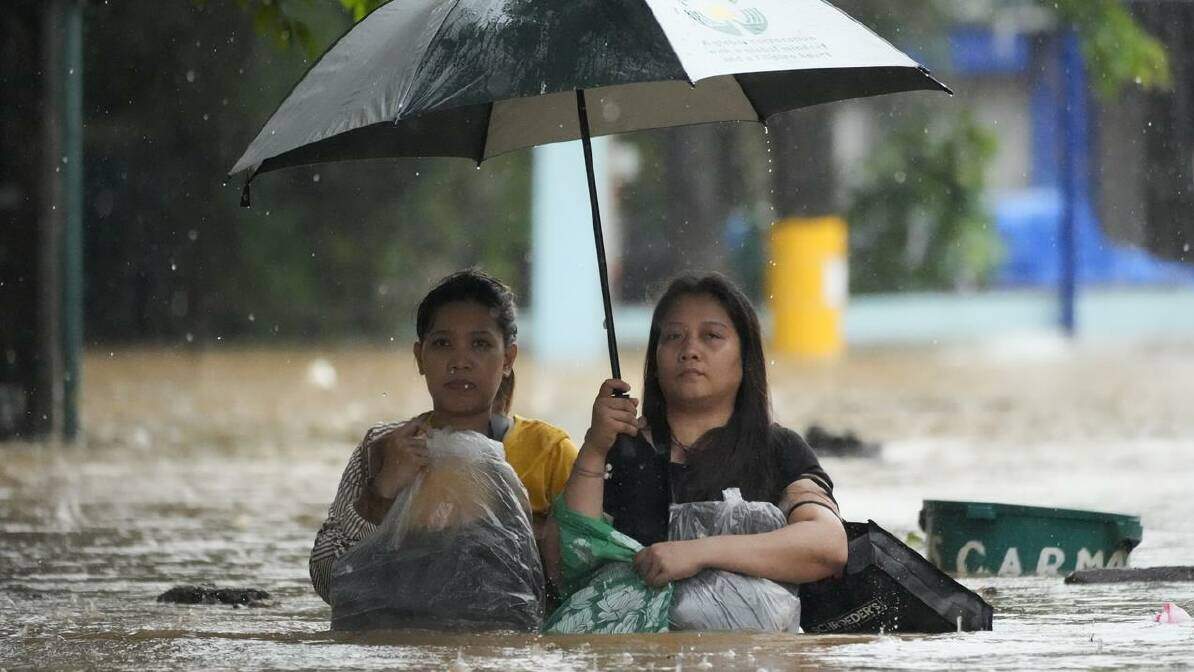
[[668, 488, 802, 632], [330, 428, 544, 631]]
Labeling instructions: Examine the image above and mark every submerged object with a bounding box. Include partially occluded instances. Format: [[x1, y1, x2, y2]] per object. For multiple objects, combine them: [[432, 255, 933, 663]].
[[157, 585, 271, 606], [920, 500, 1142, 577], [799, 521, 993, 634], [804, 425, 882, 459], [1066, 566, 1194, 584], [669, 489, 802, 632], [330, 429, 544, 632], [1155, 602, 1192, 625]]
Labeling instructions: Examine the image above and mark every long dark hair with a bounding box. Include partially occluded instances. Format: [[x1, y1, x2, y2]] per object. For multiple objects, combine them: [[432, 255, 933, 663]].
[[415, 269, 518, 415], [642, 274, 778, 503]]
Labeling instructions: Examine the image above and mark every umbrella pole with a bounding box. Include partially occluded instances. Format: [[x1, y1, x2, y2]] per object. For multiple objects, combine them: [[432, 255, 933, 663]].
[[575, 89, 622, 380]]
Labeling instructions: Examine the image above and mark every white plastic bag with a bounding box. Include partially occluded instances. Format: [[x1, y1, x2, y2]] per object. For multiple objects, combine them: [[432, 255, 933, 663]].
[[668, 488, 802, 632], [330, 428, 544, 631]]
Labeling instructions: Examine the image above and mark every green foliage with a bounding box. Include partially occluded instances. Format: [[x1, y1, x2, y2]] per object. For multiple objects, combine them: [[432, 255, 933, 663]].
[[206, 0, 386, 57], [847, 112, 1001, 294], [1048, 0, 1171, 97], [192, 0, 318, 55], [339, 0, 387, 22]]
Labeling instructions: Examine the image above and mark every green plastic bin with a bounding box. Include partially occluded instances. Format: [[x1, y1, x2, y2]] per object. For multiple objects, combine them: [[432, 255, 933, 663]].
[[919, 500, 1143, 577]]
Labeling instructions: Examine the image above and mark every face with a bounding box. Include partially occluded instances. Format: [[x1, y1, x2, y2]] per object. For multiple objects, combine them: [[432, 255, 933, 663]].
[[414, 300, 515, 418], [655, 293, 743, 413]]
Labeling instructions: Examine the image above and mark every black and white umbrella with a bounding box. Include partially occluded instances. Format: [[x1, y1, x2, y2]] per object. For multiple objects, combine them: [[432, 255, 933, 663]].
[[232, 0, 950, 376]]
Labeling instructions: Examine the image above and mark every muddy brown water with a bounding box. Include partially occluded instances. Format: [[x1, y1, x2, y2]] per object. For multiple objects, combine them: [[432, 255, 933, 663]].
[[3, 339, 1193, 670]]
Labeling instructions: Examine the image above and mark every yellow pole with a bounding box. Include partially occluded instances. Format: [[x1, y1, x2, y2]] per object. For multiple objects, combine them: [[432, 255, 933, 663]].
[[768, 217, 848, 357]]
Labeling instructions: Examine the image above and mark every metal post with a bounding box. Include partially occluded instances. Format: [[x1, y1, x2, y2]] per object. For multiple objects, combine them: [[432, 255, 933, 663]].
[[61, 0, 84, 439], [38, 0, 66, 438], [1058, 30, 1083, 337], [575, 89, 622, 380]]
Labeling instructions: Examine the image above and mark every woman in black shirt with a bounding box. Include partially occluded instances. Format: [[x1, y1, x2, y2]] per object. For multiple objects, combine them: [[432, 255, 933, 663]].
[[548, 274, 846, 589]]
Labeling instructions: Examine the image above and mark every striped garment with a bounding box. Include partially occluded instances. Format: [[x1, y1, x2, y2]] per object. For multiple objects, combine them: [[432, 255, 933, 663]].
[[309, 421, 402, 604]]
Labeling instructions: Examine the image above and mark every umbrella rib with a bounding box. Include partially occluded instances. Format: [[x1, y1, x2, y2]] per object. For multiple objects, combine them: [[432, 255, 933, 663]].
[[730, 74, 768, 124], [395, 0, 467, 122], [475, 101, 495, 166]]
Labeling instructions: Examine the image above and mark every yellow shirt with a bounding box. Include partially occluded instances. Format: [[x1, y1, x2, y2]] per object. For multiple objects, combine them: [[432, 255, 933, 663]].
[[502, 415, 578, 516]]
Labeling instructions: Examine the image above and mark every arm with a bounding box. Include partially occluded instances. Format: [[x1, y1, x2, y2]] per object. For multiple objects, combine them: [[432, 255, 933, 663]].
[[633, 479, 848, 587], [308, 420, 428, 604], [562, 442, 612, 518], [543, 379, 639, 584]]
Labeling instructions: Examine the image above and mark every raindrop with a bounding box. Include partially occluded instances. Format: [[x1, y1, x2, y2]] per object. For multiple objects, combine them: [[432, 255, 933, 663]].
[[185, 333, 194, 343], [188, 229, 198, 241], [170, 262, 177, 271], [415, 171, 420, 177], [202, 113, 209, 121], [1183, 243, 1190, 253], [248, 313, 256, 322], [61, 155, 69, 164], [185, 70, 196, 83], [307, 359, 337, 390], [312, 173, 321, 183], [763, 126, 769, 135]]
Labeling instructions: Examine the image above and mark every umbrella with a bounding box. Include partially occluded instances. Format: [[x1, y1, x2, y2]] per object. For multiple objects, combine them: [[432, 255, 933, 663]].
[[231, 0, 950, 378]]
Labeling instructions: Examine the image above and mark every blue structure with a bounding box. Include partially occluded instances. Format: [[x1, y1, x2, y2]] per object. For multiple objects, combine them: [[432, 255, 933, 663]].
[[950, 25, 1194, 329], [994, 189, 1194, 287]]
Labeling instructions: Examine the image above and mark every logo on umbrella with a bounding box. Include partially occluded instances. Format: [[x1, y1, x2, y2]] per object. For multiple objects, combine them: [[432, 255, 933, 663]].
[[678, 0, 768, 36]]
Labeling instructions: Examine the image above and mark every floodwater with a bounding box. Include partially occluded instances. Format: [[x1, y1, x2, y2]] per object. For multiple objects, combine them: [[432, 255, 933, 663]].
[[3, 338, 1194, 670]]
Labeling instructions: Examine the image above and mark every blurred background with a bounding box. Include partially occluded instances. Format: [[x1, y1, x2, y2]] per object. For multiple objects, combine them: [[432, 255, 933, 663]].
[[3, 0, 1192, 442], [3, 2, 1194, 669]]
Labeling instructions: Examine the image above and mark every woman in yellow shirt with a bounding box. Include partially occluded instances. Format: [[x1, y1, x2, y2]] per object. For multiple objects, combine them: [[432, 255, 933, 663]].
[[309, 269, 578, 604]]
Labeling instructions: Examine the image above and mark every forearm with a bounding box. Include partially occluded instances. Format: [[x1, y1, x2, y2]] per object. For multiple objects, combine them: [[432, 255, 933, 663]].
[[695, 512, 847, 584], [561, 444, 607, 518]]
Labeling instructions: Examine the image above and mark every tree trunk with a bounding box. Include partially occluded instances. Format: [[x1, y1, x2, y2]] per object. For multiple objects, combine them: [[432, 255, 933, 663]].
[[771, 105, 838, 220], [662, 125, 733, 276], [1135, 1, 1194, 263]]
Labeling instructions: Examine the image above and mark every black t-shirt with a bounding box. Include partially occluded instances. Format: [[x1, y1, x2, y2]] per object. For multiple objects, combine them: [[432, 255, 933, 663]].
[[602, 424, 835, 546]]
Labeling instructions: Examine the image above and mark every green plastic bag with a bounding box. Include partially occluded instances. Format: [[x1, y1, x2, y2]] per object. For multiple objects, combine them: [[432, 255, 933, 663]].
[[544, 497, 673, 634]]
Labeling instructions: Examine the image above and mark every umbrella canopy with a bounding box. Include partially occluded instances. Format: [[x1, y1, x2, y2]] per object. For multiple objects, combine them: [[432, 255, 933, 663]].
[[231, 0, 949, 179], [231, 0, 950, 376]]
